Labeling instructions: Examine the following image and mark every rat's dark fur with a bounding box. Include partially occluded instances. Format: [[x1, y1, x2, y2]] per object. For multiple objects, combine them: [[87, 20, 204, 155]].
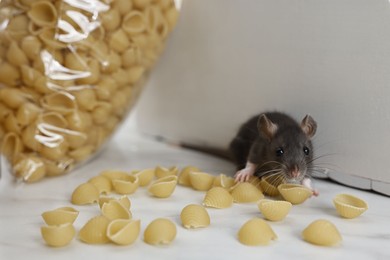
[[229, 112, 317, 182]]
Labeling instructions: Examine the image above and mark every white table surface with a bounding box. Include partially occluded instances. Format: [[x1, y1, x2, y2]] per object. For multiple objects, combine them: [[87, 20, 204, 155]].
[[1, 117, 389, 260]]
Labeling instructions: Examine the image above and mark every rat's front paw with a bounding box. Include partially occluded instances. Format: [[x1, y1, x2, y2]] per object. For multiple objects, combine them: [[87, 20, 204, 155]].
[[234, 168, 254, 182]]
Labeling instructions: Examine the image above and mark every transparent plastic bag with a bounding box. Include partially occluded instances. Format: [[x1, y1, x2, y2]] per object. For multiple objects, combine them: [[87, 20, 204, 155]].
[[0, 0, 179, 182]]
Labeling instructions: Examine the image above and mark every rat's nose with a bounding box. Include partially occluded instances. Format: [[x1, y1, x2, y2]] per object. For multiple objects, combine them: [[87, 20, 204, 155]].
[[290, 166, 300, 178]]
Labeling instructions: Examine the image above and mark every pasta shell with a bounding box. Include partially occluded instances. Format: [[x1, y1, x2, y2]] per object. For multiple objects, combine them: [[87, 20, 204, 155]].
[[100, 170, 129, 182], [144, 218, 177, 245], [189, 171, 215, 191], [1, 132, 24, 163], [180, 204, 210, 229], [155, 166, 178, 179], [333, 194, 368, 219], [27, 1, 58, 27], [131, 168, 155, 186], [68, 145, 95, 162], [278, 184, 312, 205], [98, 195, 131, 210], [230, 182, 264, 203], [148, 175, 177, 198], [40, 92, 77, 114], [41, 223, 75, 247], [238, 218, 277, 246], [178, 166, 200, 186], [122, 11, 147, 35], [13, 156, 46, 183], [260, 174, 285, 197], [71, 183, 100, 205], [112, 175, 139, 195], [88, 175, 112, 194], [213, 174, 235, 189], [203, 187, 233, 209], [101, 200, 132, 220], [257, 199, 292, 222], [302, 219, 342, 246], [107, 219, 141, 246], [42, 207, 79, 225], [79, 216, 110, 244]]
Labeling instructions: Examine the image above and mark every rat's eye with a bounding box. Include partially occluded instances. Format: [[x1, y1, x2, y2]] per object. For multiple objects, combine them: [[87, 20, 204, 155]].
[[303, 147, 310, 155], [275, 147, 284, 157]]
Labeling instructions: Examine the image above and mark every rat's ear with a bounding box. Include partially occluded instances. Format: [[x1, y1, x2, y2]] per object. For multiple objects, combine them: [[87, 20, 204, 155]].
[[257, 114, 278, 140], [301, 115, 317, 138]]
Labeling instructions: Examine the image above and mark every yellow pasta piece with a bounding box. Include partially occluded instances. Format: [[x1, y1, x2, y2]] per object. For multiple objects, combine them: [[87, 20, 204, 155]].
[[238, 218, 277, 246], [180, 204, 210, 229], [113, 0, 133, 15], [42, 207, 79, 226], [16, 102, 40, 126], [107, 219, 140, 246], [101, 9, 121, 31], [68, 145, 95, 162], [164, 6, 179, 31], [0, 88, 27, 109], [302, 219, 342, 246], [21, 35, 42, 60], [230, 182, 264, 203], [260, 174, 285, 197], [13, 156, 46, 183], [40, 92, 77, 114], [213, 174, 235, 189], [203, 187, 233, 209], [41, 223, 76, 247], [7, 41, 28, 66], [71, 183, 100, 205], [112, 174, 139, 195], [79, 216, 110, 244], [109, 29, 131, 53], [4, 113, 22, 134], [257, 199, 292, 222], [144, 218, 176, 245], [278, 184, 312, 205], [92, 102, 112, 125], [177, 166, 199, 186], [100, 170, 129, 182], [148, 175, 177, 198], [155, 166, 178, 179], [189, 171, 215, 191], [1, 132, 23, 163], [122, 11, 147, 35], [333, 194, 368, 219], [101, 200, 132, 220], [40, 140, 69, 161], [88, 175, 112, 194], [133, 0, 152, 10], [98, 195, 131, 210], [0, 62, 20, 86], [131, 168, 155, 186], [27, 1, 58, 27]]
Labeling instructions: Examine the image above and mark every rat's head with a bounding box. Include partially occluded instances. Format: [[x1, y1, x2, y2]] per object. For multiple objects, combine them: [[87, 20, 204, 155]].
[[257, 114, 317, 182]]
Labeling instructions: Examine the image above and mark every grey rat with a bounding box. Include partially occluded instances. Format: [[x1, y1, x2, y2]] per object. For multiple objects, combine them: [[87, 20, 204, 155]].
[[230, 112, 319, 195]]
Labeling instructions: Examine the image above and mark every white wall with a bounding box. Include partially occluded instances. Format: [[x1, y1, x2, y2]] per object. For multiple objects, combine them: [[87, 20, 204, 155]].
[[136, 0, 390, 194]]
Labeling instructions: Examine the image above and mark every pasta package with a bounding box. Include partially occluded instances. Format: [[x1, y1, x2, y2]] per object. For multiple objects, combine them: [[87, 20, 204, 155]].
[[0, 0, 179, 182]]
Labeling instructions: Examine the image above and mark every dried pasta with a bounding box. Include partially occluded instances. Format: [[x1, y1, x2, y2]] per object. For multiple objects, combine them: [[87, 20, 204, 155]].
[[238, 218, 277, 246], [79, 216, 110, 244], [302, 219, 342, 246], [107, 219, 140, 246], [0, 0, 179, 182], [42, 207, 79, 226], [71, 182, 100, 205], [101, 200, 132, 220], [203, 187, 233, 209], [41, 223, 76, 247], [144, 218, 177, 245], [148, 175, 177, 198], [189, 171, 215, 191], [180, 204, 210, 229]]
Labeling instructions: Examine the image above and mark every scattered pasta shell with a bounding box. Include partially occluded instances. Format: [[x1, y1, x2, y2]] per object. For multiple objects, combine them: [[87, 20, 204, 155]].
[[180, 204, 210, 229], [302, 219, 342, 246], [260, 174, 285, 197], [79, 216, 110, 244], [71, 183, 100, 205], [144, 218, 177, 245], [112, 175, 139, 194], [230, 182, 264, 203], [107, 219, 141, 246], [88, 175, 112, 194], [101, 200, 132, 220], [178, 166, 200, 186], [189, 171, 215, 191], [203, 187, 233, 209], [42, 207, 79, 225], [148, 175, 177, 198], [98, 195, 131, 210], [213, 174, 235, 189], [132, 168, 155, 186], [100, 170, 129, 182], [278, 184, 312, 205], [238, 218, 277, 246], [41, 223, 76, 247], [257, 199, 292, 222], [333, 194, 368, 219], [155, 166, 178, 178]]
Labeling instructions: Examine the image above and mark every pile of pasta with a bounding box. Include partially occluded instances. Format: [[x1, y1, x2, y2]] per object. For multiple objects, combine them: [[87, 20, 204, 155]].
[[40, 165, 368, 247], [0, 0, 179, 182]]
